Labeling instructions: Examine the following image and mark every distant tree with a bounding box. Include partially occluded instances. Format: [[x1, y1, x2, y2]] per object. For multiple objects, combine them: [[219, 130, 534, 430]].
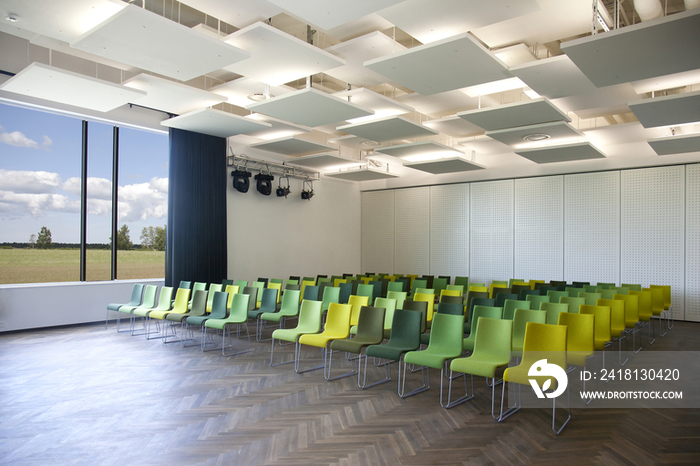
[[140, 226, 155, 249], [110, 224, 133, 250], [29, 234, 37, 249], [154, 225, 166, 251], [36, 227, 52, 249]]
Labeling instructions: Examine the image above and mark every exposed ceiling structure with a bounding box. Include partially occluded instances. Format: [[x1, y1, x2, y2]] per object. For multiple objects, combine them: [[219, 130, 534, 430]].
[[0, 0, 699, 185]]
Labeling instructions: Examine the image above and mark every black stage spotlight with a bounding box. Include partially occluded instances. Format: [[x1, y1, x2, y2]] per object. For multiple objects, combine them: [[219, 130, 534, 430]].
[[231, 169, 251, 193], [276, 175, 291, 198], [255, 172, 274, 195], [301, 179, 314, 200]]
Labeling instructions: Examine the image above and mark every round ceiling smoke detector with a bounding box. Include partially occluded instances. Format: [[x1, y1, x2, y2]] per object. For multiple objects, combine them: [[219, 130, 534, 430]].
[[6, 15, 19, 22], [360, 140, 379, 147], [523, 133, 550, 142], [247, 93, 273, 102]]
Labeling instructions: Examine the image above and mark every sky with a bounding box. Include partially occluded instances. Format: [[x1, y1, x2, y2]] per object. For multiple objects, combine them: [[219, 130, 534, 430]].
[[0, 102, 169, 244]]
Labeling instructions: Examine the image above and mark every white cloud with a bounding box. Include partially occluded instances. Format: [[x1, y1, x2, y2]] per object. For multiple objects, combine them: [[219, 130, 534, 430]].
[[0, 169, 62, 194], [0, 130, 40, 148], [42, 135, 53, 148], [118, 177, 168, 222], [64, 177, 112, 200], [0, 191, 79, 218]]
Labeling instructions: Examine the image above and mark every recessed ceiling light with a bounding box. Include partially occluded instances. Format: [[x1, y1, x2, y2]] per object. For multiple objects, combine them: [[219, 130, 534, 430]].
[[523, 133, 551, 142], [360, 140, 380, 146], [247, 93, 273, 102], [5, 15, 19, 22]]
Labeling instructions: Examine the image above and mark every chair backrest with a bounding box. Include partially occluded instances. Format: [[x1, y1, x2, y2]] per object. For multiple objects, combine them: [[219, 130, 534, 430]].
[[465, 290, 489, 314], [416, 288, 434, 297], [257, 277, 269, 287], [207, 290, 229, 319], [580, 304, 611, 347], [503, 299, 531, 320], [440, 289, 461, 300], [494, 292, 517, 308], [598, 298, 625, 337], [518, 288, 541, 300], [229, 292, 250, 322], [650, 284, 671, 309], [286, 279, 299, 286], [414, 292, 436, 322], [156, 286, 174, 309], [387, 281, 403, 294], [317, 276, 330, 284], [512, 308, 547, 351], [241, 286, 258, 311], [614, 293, 639, 327], [348, 295, 370, 326], [386, 308, 422, 350], [520, 323, 567, 374], [630, 290, 652, 320], [294, 300, 323, 333], [375, 297, 397, 330], [546, 290, 569, 302], [489, 282, 509, 298], [425, 313, 464, 358], [540, 302, 569, 325], [432, 277, 448, 298], [206, 284, 222, 311], [644, 287, 665, 315], [368, 280, 383, 300], [355, 306, 386, 342], [596, 282, 615, 289], [613, 286, 630, 295], [270, 278, 284, 285], [566, 286, 585, 297], [386, 291, 407, 309], [440, 295, 464, 306], [421, 275, 434, 288], [578, 292, 602, 306], [356, 283, 375, 300], [323, 303, 352, 337], [469, 305, 502, 335], [560, 296, 585, 313], [251, 281, 265, 304], [279, 290, 301, 315], [268, 282, 282, 303], [583, 284, 599, 293], [289, 275, 301, 282], [172, 288, 191, 313], [446, 284, 464, 294], [454, 276, 469, 288], [338, 282, 353, 304], [126, 283, 146, 307], [192, 282, 207, 293], [436, 302, 463, 316], [235, 280, 248, 289], [410, 279, 428, 296], [558, 311, 594, 354], [141, 285, 158, 308], [468, 297, 495, 323], [596, 288, 617, 300], [472, 317, 513, 360], [401, 299, 428, 333], [529, 280, 545, 290], [510, 284, 530, 297], [190, 289, 208, 316], [321, 286, 341, 312], [259, 288, 278, 313], [526, 294, 550, 308], [300, 280, 316, 302], [178, 281, 191, 290], [303, 285, 319, 301], [303, 276, 315, 283], [285, 283, 301, 291], [572, 281, 589, 287], [622, 283, 642, 292]]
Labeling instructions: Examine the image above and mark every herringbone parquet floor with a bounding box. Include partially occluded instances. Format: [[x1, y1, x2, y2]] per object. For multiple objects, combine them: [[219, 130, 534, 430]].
[[1, 319, 699, 466]]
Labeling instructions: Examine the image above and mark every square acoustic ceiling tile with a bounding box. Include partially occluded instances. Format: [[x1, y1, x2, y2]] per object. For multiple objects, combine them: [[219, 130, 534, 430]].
[[72, 5, 250, 82], [647, 133, 700, 156], [250, 136, 337, 156], [457, 98, 570, 132], [422, 115, 483, 138], [333, 88, 414, 123], [486, 121, 584, 147], [0, 62, 146, 113], [241, 114, 311, 140], [286, 153, 362, 169], [515, 142, 605, 164], [336, 116, 438, 143], [325, 167, 399, 181], [561, 8, 700, 88], [160, 108, 271, 138], [246, 88, 373, 127], [364, 33, 512, 96], [510, 55, 598, 100], [404, 157, 485, 174], [265, 0, 403, 31], [123, 74, 226, 115], [224, 22, 345, 86], [629, 90, 700, 129], [374, 141, 463, 159]]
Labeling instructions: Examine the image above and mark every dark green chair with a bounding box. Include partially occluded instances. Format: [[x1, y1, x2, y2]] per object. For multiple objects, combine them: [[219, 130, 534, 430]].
[[329, 306, 385, 382]]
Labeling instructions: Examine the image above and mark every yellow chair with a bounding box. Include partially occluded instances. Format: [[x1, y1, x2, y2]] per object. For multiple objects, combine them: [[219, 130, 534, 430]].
[[614, 294, 641, 353], [558, 312, 595, 404], [224, 285, 240, 309], [489, 283, 508, 299], [630, 290, 654, 344], [598, 298, 628, 365], [268, 282, 282, 304], [347, 295, 370, 333], [645, 286, 666, 338], [296, 303, 352, 378], [440, 289, 461, 300], [529, 280, 545, 290], [499, 322, 570, 435], [414, 292, 436, 322], [650, 284, 672, 333], [580, 304, 611, 370]]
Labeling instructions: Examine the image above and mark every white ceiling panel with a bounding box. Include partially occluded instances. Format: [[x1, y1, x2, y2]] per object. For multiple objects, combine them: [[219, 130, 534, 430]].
[[561, 8, 700, 88], [242, 114, 312, 140], [458, 136, 513, 155], [327, 134, 390, 149], [324, 31, 407, 87], [457, 98, 570, 131], [333, 88, 413, 123], [160, 108, 271, 138], [583, 122, 666, 147], [629, 91, 700, 129], [325, 13, 394, 41], [246, 87, 373, 127], [123, 73, 226, 115], [374, 141, 463, 159], [631, 69, 700, 95], [404, 157, 485, 174], [336, 115, 438, 142], [515, 142, 606, 164], [224, 22, 345, 86], [364, 33, 512, 96], [266, 0, 403, 31], [325, 167, 399, 181], [0, 62, 146, 113], [179, 0, 283, 28], [72, 5, 249, 82], [250, 136, 338, 156], [486, 121, 584, 147], [511, 55, 598, 100], [422, 115, 484, 138], [377, 0, 540, 44], [648, 133, 700, 156], [550, 83, 638, 116], [395, 91, 488, 118], [493, 43, 537, 67], [286, 153, 362, 169], [210, 77, 296, 109]]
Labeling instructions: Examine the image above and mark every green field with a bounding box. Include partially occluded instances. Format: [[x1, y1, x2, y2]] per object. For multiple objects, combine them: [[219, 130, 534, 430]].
[[0, 248, 165, 284]]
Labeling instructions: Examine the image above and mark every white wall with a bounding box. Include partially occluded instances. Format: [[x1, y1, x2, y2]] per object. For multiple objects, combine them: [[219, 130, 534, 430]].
[[0, 279, 164, 333], [226, 141, 362, 282], [361, 163, 700, 321]]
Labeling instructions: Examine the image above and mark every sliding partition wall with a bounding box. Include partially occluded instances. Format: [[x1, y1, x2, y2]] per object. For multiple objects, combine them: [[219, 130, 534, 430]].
[[361, 164, 699, 321]]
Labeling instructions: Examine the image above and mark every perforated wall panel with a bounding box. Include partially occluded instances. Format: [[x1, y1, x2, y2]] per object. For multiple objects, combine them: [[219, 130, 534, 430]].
[[361, 190, 394, 274], [430, 184, 469, 279], [686, 164, 700, 322], [514, 176, 563, 282], [564, 171, 620, 285], [621, 166, 685, 320], [470, 180, 514, 284], [394, 187, 430, 276]]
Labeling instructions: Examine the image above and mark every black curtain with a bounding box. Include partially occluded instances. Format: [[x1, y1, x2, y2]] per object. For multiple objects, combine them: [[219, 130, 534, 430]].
[[166, 128, 227, 287]]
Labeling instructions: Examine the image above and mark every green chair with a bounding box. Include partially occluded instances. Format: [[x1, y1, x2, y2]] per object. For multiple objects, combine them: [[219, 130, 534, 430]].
[[560, 296, 585, 313], [267, 282, 282, 305], [221, 279, 233, 289], [270, 300, 323, 367], [494, 293, 517, 309], [387, 291, 407, 310], [578, 292, 602, 306], [525, 294, 550, 309], [448, 318, 513, 415], [596, 282, 615, 289], [446, 284, 464, 294], [454, 276, 469, 291], [420, 303, 464, 345], [328, 306, 385, 382], [302, 285, 319, 301], [518, 288, 541, 300], [414, 293, 436, 324], [466, 297, 494, 326], [502, 299, 530, 320], [363, 309, 422, 390], [106, 283, 144, 332], [338, 282, 353, 304], [622, 283, 642, 292], [120, 284, 157, 335], [402, 313, 465, 406], [546, 290, 569, 303], [583, 284, 599, 293], [375, 297, 397, 339], [146, 288, 190, 339], [259, 289, 301, 342], [432, 278, 448, 299], [356, 283, 375, 301], [204, 284, 222, 312], [132, 286, 173, 338], [321, 286, 341, 313], [566, 286, 585, 297], [462, 306, 502, 352], [597, 288, 617, 300], [297, 303, 352, 376], [511, 308, 546, 355], [188, 282, 207, 309], [236, 280, 248, 289], [387, 281, 404, 294], [410, 279, 428, 298], [183, 289, 228, 347], [250, 288, 279, 341], [164, 289, 207, 345], [540, 302, 569, 325], [203, 292, 251, 356], [402, 299, 428, 335]]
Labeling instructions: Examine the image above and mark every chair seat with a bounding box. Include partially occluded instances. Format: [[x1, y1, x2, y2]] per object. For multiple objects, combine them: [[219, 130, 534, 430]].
[[117, 304, 139, 314], [331, 334, 383, 353], [366, 343, 416, 362], [298, 332, 347, 348], [149, 309, 180, 320], [593, 337, 608, 350], [205, 317, 244, 330], [133, 306, 165, 318], [450, 353, 509, 379], [248, 309, 270, 319], [260, 309, 296, 322], [185, 315, 211, 327], [106, 303, 123, 311], [404, 348, 461, 370]]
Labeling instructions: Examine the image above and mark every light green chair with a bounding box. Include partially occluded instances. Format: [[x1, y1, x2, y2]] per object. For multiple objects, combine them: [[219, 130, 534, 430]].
[[511, 308, 546, 355], [540, 302, 569, 325], [203, 292, 251, 356], [502, 299, 531, 320], [546, 290, 569, 303], [560, 296, 585, 313], [132, 286, 171, 338], [525, 294, 550, 309], [463, 306, 502, 352], [386, 291, 407, 310], [375, 297, 397, 339], [578, 292, 602, 306], [269, 299, 323, 367]]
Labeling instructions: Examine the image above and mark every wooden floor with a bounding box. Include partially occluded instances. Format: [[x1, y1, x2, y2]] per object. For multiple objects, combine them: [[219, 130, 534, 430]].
[[1, 319, 700, 466]]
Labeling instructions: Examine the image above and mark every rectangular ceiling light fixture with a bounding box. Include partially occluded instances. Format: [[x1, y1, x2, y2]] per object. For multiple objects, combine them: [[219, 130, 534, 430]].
[[0, 62, 146, 113]]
